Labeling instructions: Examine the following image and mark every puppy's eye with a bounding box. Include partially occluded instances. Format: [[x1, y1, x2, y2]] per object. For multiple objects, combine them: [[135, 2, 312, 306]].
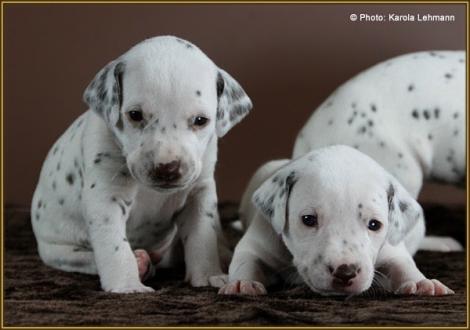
[[128, 110, 143, 122], [193, 116, 209, 127], [301, 214, 318, 227], [368, 219, 382, 231]]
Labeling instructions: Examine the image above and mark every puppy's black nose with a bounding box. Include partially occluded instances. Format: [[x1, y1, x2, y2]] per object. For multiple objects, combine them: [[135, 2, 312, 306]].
[[332, 264, 358, 286], [153, 160, 181, 183]]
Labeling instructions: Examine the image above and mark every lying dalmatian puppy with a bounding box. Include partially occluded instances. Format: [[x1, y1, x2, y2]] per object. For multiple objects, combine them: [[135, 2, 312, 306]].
[[294, 51, 465, 251], [219, 146, 454, 296], [31, 36, 252, 293]]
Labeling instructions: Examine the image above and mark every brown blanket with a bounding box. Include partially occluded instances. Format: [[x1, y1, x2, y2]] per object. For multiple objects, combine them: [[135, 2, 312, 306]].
[[3, 203, 466, 326]]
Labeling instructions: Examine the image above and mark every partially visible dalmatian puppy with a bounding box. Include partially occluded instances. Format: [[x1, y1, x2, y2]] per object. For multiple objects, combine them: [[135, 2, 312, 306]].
[[31, 36, 252, 293], [219, 146, 454, 296], [294, 51, 465, 251]]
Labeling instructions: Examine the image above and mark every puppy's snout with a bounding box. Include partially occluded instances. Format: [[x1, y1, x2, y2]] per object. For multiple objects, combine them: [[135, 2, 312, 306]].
[[331, 264, 360, 287], [153, 160, 181, 183]]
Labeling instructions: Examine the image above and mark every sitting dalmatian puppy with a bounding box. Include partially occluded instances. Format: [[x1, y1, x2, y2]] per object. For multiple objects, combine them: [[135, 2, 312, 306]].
[[219, 146, 454, 296], [31, 36, 252, 293], [294, 50, 465, 252]]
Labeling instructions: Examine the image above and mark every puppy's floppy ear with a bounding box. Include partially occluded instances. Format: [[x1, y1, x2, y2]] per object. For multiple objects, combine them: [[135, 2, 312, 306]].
[[386, 176, 423, 245], [252, 163, 298, 234], [83, 60, 125, 129], [215, 69, 253, 137]]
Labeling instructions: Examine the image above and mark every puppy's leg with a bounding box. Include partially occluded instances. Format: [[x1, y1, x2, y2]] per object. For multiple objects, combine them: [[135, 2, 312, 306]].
[[219, 214, 288, 295], [37, 240, 97, 274], [218, 250, 268, 296], [82, 170, 154, 293], [377, 242, 454, 296], [418, 236, 463, 252], [176, 181, 226, 288]]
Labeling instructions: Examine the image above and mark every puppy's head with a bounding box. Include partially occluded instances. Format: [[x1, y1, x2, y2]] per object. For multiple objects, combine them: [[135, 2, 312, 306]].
[[83, 36, 252, 191], [252, 145, 422, 295]]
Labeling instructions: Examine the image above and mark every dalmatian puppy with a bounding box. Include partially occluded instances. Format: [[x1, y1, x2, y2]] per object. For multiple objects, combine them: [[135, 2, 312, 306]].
[[219, 146, 454, 296], [294, 51, 465, 251], [31, 36, 252, 293]]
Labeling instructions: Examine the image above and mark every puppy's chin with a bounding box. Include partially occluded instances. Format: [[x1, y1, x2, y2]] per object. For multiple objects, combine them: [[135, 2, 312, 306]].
[[301, 273, 371, 296], [145, 174, 198, 193]]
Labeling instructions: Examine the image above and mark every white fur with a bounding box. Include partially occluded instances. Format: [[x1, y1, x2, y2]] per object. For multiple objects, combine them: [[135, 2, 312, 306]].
[[31, 36, 252, 293], [294, 51, 465, 252], [219, 146, 454, 296]]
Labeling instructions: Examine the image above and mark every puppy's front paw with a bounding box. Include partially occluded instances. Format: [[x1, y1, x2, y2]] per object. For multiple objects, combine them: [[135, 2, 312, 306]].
[[187, 272, 227, 288], [218, 280, 267, 296], [105, 282, 155, 294], [395, 279, 454, 296], [420, 236, 463, 252]]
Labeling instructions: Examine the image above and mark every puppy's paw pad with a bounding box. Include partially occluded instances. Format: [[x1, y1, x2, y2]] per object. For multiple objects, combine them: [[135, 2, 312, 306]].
[[218, 280, 267, 296], [396, 279, 454, 296], [134, 249, 154, 281]]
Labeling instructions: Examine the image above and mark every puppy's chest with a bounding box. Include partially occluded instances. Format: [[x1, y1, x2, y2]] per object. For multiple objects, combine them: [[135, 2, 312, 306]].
[[125, 188, 189, 247]]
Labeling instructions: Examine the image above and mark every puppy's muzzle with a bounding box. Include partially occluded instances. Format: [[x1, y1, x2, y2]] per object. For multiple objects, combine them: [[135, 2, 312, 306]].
[[150, 160, 182, 186], [330, 263, 361, 288]]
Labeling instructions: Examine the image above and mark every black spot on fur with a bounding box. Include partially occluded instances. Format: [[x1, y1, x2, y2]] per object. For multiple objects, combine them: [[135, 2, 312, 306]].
[[398, 152, 403, 158], [399, 201, 408, 213], [367, 120, 373, 127], [90, 183, 96, 189], [358, 126, 367, 134], [328, 119, 333, 126], [53, 146, 59, 155], [358, 203, 363, 209], [444, 73, 453, 79], [453, 112, 459, 119], [387, 183, 395, 211], [206, 212, 215, 218], [52, 181, 57, 190], [116, 115, 124, 131], [454, 130, 459, 136], [351, 102, 357, 108], [94, 158, 101, 164], [114, 246, 119, 252], [428, 134, 433, 140], [370, 104, 377, 112], [408, 84, 414, 92], [196, 90, 201, 96], [423, 110, 430, 120], [161, 127, 166, 134], [56, 162, 61, 171], [434, 108, 440, 119], [58, 198, 65, 205], [66, 173, 75, 185], [216, 72, 225, 98], [411, 109, 419, 119], [379, 141, 385, 148]]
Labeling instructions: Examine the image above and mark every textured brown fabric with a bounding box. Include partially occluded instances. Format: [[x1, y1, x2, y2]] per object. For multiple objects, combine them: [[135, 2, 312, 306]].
[[3, 203, 466, 326]]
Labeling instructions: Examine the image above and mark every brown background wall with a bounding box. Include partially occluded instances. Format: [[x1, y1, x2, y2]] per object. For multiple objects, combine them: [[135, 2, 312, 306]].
[[3, 3, 466, 207]]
